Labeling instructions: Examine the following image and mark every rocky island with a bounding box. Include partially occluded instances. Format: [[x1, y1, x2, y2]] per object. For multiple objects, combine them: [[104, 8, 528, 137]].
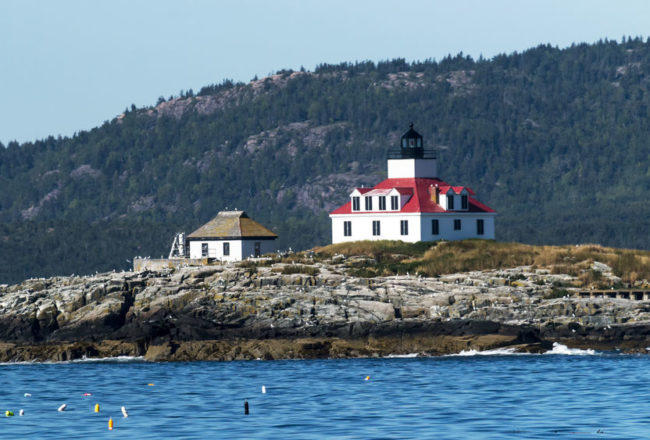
[[0, 241, 649, 362]]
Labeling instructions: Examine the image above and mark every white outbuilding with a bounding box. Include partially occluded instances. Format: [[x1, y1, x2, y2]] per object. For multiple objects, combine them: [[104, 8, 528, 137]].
[[186, 210, 278, 261], [330, 124, 496, 244]]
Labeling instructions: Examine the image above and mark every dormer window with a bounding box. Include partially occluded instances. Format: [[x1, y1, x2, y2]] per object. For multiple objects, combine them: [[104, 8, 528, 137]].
[[391, 195, 399, 210], [461, 195, 468, 210], [352, 196, 360, 211], [365, 196, 373, 211], [447, 194, 454, 210], [379, 196, 386, 210]]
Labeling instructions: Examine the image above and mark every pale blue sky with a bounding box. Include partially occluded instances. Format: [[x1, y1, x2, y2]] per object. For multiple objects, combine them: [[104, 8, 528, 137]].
[[2, 0, 650, 144]]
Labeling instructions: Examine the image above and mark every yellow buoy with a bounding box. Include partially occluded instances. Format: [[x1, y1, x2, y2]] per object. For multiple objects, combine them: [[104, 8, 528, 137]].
[[365, 376, 370, 381], [147, 383, 154, 386], [108, 417, 113, 430], [5, 410, 14, 417], [94, 403, 100, 413]]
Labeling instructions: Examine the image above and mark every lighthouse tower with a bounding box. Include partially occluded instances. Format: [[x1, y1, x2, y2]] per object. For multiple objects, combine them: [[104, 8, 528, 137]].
[[387, 123, 438, 179]]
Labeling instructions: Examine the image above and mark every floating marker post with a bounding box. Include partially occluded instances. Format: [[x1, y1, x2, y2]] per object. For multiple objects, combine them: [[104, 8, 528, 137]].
[[108, 417, 113, 430], [94, 403, 100, 413], [58, 404, 67, 412], [244, 400, 249, 415], [24, 393, 31, 397], [262, 385, 266, 394], [121, 406, 129, 418], [19, 409, 24, 416]]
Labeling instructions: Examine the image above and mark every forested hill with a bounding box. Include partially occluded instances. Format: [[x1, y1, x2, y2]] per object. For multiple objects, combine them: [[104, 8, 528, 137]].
[[2, 38, 650, 283]]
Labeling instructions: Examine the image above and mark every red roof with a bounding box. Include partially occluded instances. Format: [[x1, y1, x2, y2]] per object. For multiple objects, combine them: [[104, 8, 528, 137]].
[[330, 177, 495, 215]]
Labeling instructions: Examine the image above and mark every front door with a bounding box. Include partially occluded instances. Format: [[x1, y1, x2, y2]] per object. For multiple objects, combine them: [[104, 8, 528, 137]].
[[254, 242, 261, 257]]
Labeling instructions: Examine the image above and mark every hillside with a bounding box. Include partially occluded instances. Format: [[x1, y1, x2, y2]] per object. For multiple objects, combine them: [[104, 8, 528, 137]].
[[2, 38, 650, 283]]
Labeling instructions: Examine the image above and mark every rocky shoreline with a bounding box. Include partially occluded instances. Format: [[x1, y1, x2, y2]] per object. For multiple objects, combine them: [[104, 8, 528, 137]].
[[1, 259, 649, 362]]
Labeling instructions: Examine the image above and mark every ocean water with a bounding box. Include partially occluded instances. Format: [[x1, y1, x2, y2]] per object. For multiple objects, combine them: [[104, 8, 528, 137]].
[[1, 346, 650, 439]]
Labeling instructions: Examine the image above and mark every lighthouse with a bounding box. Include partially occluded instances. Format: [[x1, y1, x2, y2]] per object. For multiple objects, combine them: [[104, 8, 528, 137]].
[[329, 124, 496, 243]]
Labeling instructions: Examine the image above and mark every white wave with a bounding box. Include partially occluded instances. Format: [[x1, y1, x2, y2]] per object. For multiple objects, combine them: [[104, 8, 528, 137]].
[[448, 347, 524, 357], [71, 355, 145, 363], [543, 342, 596, 356], [385, 353, 420, 358], [0, 356, 144, 366]]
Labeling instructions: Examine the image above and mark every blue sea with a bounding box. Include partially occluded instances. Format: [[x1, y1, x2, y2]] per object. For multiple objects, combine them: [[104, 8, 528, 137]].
[[1, 345, 649, 439]]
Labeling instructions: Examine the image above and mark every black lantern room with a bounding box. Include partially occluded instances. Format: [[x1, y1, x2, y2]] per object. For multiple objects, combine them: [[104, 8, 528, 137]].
[[401, 123, 423, 149], [387, 123, 435, 160]]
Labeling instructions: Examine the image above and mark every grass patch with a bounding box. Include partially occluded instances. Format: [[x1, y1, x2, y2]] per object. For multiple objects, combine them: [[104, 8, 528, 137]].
[[314, 239, 650, 286], [279, 265, 320, 276]]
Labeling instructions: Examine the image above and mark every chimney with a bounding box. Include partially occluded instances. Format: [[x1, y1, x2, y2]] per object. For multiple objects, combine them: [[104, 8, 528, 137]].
[[429, 184, 439, 204]]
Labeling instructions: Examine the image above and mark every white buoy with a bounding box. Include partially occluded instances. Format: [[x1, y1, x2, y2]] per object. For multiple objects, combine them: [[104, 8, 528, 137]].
[[19, 409, 24, 416], [121, 406, 129, 418], [58, 404, 67, 412], [24, 393, 31, 397], [262, 385, 266, 394]]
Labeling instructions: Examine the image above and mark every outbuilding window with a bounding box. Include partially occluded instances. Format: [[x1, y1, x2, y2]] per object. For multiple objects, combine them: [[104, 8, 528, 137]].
[[201, 243, 208, 257], [223, 242, 230, 256], [477, 219, 484, 235], [454, 219, 461, 230]]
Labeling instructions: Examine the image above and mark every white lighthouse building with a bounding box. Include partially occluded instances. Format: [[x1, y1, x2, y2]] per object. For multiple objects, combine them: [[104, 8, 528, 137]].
[[329, 124, 496, 244]]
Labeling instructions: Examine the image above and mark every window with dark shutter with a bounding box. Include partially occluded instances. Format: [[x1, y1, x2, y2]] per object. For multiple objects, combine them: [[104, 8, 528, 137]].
[[454, 219, 461, 230], [352, 197, 360, 211], [432, 219, 439, 235], [391, 195, 399, 210], [372, 221, 381, 236], [477, 219, 484, 235], [400, 220, 408, 236], [447, 195, 454, 210], [365, 196, 373, 211], [344, 221, 352, 236], [379, 196, 386, 210]]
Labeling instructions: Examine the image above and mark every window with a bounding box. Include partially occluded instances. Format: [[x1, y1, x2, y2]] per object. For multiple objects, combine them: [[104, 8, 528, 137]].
[[391, 195, 399, 210], [343, 221, 352, 237], [223, 242, 230, 256], [447, 195, 454, 210], [378, 196, 386, 210], [400, 220, 408, 236], [461, 195, 468, 210], [372, 220, 381, 236], [352, 196, 360, 211], [477, 219, 484, 235], [454, 219, 461, 230], [254, 242, 261, 257], [365, 196, 373, 211], [201, 243, 208, 257], [432, 219, 439, 235]]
